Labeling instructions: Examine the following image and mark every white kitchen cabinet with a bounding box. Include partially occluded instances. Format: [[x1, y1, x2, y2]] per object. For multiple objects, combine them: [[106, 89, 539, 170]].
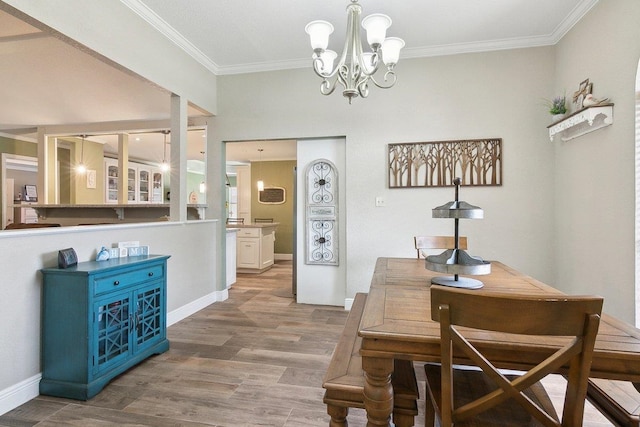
[[105, 158, 163, 204], [138, 168, 151, 203], [235, 165, 251, 223], [226, 229, 237, 288], [234, 224, 277, 273]]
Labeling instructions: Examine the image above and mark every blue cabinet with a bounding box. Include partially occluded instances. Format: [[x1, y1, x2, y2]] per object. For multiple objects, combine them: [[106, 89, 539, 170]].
[[40, 255, 170, 400]]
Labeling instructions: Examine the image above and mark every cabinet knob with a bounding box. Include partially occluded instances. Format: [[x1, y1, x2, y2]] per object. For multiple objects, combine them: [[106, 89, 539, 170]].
[[113, 280, 120, 286], [148, 272, 154, 277]]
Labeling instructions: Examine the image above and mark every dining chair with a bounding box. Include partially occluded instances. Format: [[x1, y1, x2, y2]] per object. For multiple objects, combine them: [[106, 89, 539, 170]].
[[226, 217, 244, 224], [425, 285, 603, 427], [414, 235, 467, 259]]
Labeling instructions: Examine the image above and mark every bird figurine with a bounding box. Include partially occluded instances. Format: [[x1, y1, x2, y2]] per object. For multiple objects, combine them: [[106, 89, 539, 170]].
[[96, 246, 110, 261], [583, 94, 609, 107]]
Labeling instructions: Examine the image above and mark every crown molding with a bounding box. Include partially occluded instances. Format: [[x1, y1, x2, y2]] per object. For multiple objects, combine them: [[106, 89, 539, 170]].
[[549, 0, 600, 44], [119, 0, 221, 74], [119, 0, 599, 76]]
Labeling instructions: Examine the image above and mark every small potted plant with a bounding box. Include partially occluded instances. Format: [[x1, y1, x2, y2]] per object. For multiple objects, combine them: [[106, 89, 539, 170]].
[[545, 96, 567, 122]]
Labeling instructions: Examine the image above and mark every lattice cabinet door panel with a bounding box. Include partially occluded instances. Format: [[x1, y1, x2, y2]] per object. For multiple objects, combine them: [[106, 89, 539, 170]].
[[40, 255, 170, 400], [94, 292, 132, 375], [133, 281, 166, 354]]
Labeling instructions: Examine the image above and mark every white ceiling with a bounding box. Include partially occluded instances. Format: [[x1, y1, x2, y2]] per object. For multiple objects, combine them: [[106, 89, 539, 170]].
[[0, 0, 598, 162]]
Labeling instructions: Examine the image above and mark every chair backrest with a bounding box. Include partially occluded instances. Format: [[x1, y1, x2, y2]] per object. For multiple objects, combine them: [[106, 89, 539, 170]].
[[226, 217, 244, 224], [431, 286, 603, 427], [414, 236, 467, 258], [254, 218, 273, 223]]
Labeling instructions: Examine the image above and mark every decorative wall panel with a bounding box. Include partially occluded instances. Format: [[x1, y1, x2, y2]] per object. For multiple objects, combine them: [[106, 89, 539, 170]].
[[305, 159, 338, 265], [388, 138, 502, 188]]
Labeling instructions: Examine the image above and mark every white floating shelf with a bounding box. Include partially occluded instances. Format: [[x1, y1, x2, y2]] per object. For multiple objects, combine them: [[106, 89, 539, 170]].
[[547, 104, 613, 142]]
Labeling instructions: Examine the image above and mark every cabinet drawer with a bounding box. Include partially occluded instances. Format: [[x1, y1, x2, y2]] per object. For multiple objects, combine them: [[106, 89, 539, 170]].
[[237, 228, 260, 238], [94, 264, 164, 295]]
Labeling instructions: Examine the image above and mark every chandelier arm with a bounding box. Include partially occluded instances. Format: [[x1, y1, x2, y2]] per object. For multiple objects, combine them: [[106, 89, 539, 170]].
[[357, 78, 370, 98], [311, 55, 340, 80], [357, 51, 381, 77], [320, 77, 338, 96], [368, 69, 398, 89]]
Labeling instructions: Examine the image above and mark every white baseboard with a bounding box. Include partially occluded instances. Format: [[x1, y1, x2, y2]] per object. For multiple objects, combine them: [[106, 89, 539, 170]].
[[167, 289, 228, 326], [0, 374, 40, 416], [274, 253, 292, 261], [0, 290, 230, 416], [344, 297, 354, 311]]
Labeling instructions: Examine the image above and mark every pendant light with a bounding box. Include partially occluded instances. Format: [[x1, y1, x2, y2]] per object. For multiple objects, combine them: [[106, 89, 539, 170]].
[[76, 134, 87, 174], [160, 130, 170, 172], [257, 148, 264, 192]]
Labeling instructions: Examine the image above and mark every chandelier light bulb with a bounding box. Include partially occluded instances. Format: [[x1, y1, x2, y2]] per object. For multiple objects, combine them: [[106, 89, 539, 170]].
[[361, 13, 391, 48], [305, 20, 334, 52], [381, 37, 405, 66], [319, 50, 337, 75], [361, 52, 376, 74]]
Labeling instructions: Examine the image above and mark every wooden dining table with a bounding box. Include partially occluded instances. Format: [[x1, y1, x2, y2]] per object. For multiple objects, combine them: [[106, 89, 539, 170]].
[[358, 257, 640, 427]]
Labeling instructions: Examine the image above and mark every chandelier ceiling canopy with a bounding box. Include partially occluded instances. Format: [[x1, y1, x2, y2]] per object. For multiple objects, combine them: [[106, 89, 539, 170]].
[[305, 0, 405, 104]]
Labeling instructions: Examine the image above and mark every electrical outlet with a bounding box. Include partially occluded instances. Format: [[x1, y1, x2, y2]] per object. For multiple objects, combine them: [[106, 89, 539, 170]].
[[375, 197, 385, 207]]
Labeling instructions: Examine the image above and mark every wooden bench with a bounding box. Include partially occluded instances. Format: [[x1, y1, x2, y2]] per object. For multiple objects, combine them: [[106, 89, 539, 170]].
[[322, 293, 419, 427], [587, 378, 640, 426]]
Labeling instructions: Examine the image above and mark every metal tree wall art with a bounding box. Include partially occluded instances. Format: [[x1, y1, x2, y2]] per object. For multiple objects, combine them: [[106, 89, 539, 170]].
[[305, 159, 339, 265], [388, 138, 502, 188]]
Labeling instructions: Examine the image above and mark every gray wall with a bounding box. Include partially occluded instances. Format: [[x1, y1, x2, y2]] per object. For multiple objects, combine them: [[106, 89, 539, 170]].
[[0, 221, 220, 414], [211, 2, 640, 324], [212, 46, 558, 304], [553, 0, 640, 324]]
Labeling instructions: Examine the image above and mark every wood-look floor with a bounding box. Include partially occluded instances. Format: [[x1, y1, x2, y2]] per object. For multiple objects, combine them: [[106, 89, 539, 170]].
[[0, 260, 613, 426]]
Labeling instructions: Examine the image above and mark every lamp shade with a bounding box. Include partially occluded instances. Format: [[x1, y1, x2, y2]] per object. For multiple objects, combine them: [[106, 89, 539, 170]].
[[361, 13, 391, 47], [361, 52, 376, 74], [305, 20, 334, 51], [319, 50, 337, 75], [381, 37, 405, 65]]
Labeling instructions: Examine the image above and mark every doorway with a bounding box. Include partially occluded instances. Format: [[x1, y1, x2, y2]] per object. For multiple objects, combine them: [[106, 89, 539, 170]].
[[225, 137, 347, 307], [225, 139, 297, 294], [1, 154, 38, 228]]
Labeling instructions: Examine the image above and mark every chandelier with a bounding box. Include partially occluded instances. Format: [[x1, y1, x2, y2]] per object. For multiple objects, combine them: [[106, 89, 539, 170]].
[[305, 0, 404, 104]]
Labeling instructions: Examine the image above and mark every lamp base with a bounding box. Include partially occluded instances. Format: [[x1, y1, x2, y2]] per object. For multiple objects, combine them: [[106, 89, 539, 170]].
[[431, 276, 484, 289]]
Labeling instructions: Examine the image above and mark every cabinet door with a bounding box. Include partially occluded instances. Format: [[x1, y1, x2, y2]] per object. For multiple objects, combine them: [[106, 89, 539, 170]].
[[127, 167, 137, 202], [138, 169, 150, 202], [133, 281, 165, 354], [93, 293, 132, 374], [261, 230, 275, 268], [236, 165, 251, 223], [237, 238, 260, 269], [151, 171, 163, 203], [105, 161, 119, 203]]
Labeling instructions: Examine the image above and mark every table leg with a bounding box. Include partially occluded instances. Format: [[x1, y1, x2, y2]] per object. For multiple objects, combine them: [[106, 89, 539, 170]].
[[362, 356, 394, 427]]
